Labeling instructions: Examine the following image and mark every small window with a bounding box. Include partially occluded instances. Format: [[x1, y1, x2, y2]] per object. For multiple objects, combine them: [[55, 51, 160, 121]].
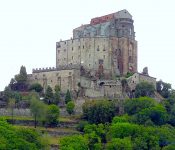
[[72, 56, 73, 60], [83, 45, 84, 49], [43, 74, 45, 77], [89, 64, 91, 67], [97, 45, 100, 51], [103, 55, 105, 59], [89, 54, 91, 58], [65, 41, 66, 44], [64, 58, 66, 60], [51, 80, 52, 82], [57, 50, 60, 53], [64, 49, 66, 52], [72, 47, 73, 51], [78, 46, 80, 49], [72, 40, 73, 43], [69, 72, 72, 75]]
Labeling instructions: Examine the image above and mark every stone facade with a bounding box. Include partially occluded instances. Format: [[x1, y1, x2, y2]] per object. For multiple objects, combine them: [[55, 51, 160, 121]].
[[127, 72, 157, 91], [56, 9, 137, 76], [28, 68, 80, 93], [28, 9, 140, 98]]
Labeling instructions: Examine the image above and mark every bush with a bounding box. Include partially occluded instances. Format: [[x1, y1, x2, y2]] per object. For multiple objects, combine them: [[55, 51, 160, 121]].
[[106, 137, 132, 150], [66, 101, 75, 115], [0, 119, 48, 149], [135, 105, 168, 125], [60, 135, 88, 150], [124, 97, 156, 115], [76, 121, 89, 132], [45, 104, 59, 127], [82, 100, 115, 124], [29, 83, 43, 93], [112, 115, 130, 124]]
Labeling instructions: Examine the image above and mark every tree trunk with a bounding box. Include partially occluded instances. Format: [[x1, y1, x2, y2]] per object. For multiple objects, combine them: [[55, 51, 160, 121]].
[[34, 115, 37, 128]]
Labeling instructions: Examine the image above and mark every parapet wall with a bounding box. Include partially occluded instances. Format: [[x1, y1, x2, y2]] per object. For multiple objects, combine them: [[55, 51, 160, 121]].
[[32, 64, 80, 73]]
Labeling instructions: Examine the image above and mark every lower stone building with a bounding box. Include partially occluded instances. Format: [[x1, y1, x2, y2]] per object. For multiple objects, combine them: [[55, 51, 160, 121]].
[[127, 72, 156, 92]]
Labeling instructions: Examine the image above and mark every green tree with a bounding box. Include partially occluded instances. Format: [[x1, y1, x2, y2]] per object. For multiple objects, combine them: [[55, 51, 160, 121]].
[[44, 86, 54, 104], [66, 101, 75, 115], [30, 95, 47, 128], [136, 105, 168, 125], [45, 104, 59, 127], [156, 80, 172, 98], [106, 137, 132, 150], [29, 83, 43, 93], [0, 119, 49, 149], [15, 65, 27, 83], [8, 98, 16, 124], [135, 82, 155, 98], [82, 100, 115, 124], [60, 135, 88, 150], [65, 89, 71, 104], [124, 97, 156, 115], [54, 85, 61, 104]]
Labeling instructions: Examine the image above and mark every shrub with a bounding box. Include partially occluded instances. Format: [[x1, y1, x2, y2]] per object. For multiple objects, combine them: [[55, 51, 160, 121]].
[[82, 100, 115, 124], [66, 101, 75, 115], [45, 104, 59, 127], [76, 121, 89, 132], [60, 135, 88, 150], [112, 115, 130, 124], [106, 137, 132, 150], [124, 97, 156, 115]]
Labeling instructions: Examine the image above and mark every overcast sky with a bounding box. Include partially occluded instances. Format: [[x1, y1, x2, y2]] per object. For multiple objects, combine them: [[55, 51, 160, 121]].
[[0, 0, 175, 91]]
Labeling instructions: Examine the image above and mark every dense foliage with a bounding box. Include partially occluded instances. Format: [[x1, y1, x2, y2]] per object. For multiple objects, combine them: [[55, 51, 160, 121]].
[[135, 82, 155, 98], [0, 119, 49, 150], [60, 96, 175, 150], [60, 135, 88, 150], [82, 100, 115, 124]]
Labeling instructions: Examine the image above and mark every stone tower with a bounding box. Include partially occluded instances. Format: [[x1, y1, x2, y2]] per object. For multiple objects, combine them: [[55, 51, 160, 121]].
[[56, 9, 137, 77]]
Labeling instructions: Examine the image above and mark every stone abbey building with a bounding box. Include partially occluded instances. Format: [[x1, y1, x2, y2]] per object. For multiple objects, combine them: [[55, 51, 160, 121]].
[[28, 10, 155, 98]]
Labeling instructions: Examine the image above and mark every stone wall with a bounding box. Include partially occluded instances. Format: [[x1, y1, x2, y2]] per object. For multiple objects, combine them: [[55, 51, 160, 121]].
[[28, 69, 80, 93], [127, 73, 156, 91]]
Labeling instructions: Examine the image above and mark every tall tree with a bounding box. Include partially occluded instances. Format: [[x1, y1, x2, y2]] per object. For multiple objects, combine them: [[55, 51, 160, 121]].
[[156, 80, 172, 98], [65, 90, 71, 104], [15, 66, 27, 83], [30, 95, 47, 128], [54, 85, 61, 104], [44, 86, 54, 104]]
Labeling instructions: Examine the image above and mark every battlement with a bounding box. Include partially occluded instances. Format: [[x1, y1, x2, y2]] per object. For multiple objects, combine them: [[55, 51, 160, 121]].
[[32, 64, 81, 73]]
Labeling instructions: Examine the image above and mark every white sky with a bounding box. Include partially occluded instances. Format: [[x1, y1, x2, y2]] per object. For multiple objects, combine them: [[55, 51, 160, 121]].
[[0, 0, 175, 91]]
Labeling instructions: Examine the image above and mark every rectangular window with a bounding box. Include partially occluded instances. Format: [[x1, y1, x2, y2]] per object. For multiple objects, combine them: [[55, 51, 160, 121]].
[[97, 45, 100, 51]]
